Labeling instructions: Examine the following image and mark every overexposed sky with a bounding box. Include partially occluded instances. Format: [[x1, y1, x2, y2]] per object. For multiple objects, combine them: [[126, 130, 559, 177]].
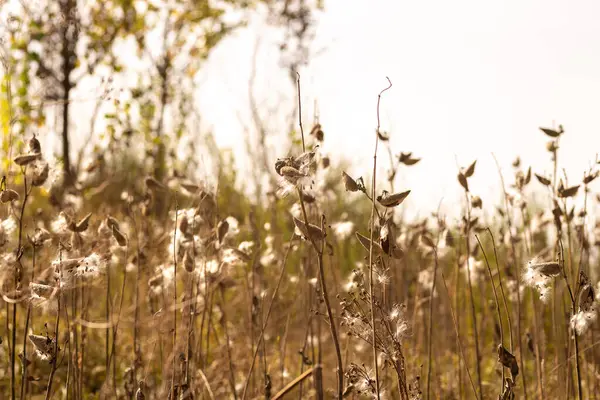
[[197, 0, 600, 217]]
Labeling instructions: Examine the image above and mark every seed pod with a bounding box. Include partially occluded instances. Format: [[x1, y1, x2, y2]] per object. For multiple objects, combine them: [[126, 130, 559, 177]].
[[183, 250, 194, 273], [145, 176, 166, 191], [28, 135, 42, 154], [398, 152, 421, 166], [531, 261, 561, 277], [464, 160, 477, 177], [377, 131, 390, 141], [74, 213, 92, 233], [179, 215, 189, 235], [72, 232, 85, 250], [29, 282, 56, 298], [14, 153, 40, 166], [293, 217, 325, 242], [540, 126, 563, 138], [578, 283, 595, 312], [28, 334, 56, 361], [535, 173, 551, 186], [342, 172, 360, 192], [457, 172, 469, 192], [280, 166, 306, 181], [112, 226, 127, 246], [217, 219, 229, 244], [0, 189, 19, 203], [380, 219, 404, 259], [31, 161, 49, 186], [309, 123, 324, 141], [444, 229, 455, 247], [471, 195, 482, 209], [106, 216, 120, 231], [377, 190, 411, 207], [497, 344, 519, 380], [558, 185, 580, 198], [300, 191, 315, 203]]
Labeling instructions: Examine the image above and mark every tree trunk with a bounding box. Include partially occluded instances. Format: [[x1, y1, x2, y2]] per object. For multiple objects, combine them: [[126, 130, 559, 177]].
[[60, 0, 75, 186]]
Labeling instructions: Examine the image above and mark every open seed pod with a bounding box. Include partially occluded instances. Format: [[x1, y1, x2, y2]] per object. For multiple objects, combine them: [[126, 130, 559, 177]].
[[497, 344, 519, 380], [293, 217, 325, 242], [377, 189, 411, 207]]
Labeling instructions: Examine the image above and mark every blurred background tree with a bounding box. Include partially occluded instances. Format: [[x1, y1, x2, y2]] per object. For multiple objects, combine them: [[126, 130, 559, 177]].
[[1, 0, 323, 191]]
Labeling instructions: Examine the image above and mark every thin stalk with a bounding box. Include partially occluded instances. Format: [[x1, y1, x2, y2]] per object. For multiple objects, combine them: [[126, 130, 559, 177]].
[[241, 233, 294, 399], [475, 235, 504, 388], [493, 154, 527, 399], [559, 240, 582, 400], [440, 271, 479, 399], [462, 189, 483, 398], [426, 245, 440, 399], [368, 77, 392, 400]]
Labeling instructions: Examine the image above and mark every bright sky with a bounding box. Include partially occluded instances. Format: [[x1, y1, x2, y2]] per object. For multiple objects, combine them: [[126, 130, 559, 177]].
[[196, 0, 600, 218]]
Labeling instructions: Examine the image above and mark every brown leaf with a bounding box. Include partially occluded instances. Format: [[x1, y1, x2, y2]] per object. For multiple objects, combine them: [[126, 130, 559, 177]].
[[525, 167, 532, 185], [377, 131, 390, 141]]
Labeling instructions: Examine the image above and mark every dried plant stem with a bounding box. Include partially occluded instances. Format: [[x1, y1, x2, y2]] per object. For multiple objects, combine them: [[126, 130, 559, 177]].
[[475, 234, 504, 388], [440, 271, 479, 399], [426, 245, 440, 399], [493, 154, 527, 399], [367, 76, 392, 400], [559, 239, 582, 400], [462, 190, 483, 398], [487, 228, 514, 351], [20, 244, 35, 400], [273, 367, 315, 399], [171, 200, 178, 398], [295, 73, 343, 398], [45, 246, 63, 400], [219, 288, 239, 399], [241, 233, 294, 399]]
